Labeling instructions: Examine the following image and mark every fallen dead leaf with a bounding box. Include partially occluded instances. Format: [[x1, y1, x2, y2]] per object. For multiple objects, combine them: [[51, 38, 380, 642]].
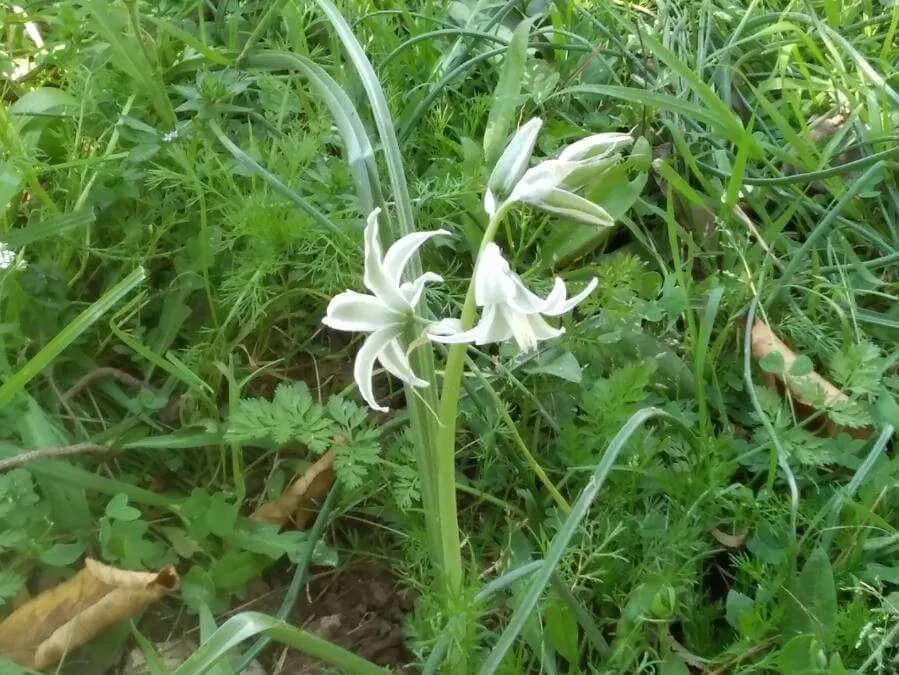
[[251, 450, 335, 530], [750, 319, 870, 438], [0, 558, 178, 670], [750, 318, 848, 409], [711, 527, 748, 548]]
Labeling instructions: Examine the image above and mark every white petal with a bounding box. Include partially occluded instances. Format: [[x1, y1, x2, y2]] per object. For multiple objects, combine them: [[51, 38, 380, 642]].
[[378, 339, 429, 388], [484, 188, 498, 218], [508, 160, 577, 203], [534, 188, 615, 227], [473, 244, 518, 306], [362, 208, 407, 309], [506, 308, 539, 353], [383, 229, 450, 285], [426, 317, 464, 336], [487, 117, 543, 201], [400, 271, 443, 307], [428, 306, 508, 345], [322, 290, 401, 332], [353, 327, 401, 412], [540, 277, 598, 316], [505, 274, 554, 314], [473, 305, 513, 345], [524, 314, 565, 342], [557, 133, 632, 162], [538, 278, 567, 313]]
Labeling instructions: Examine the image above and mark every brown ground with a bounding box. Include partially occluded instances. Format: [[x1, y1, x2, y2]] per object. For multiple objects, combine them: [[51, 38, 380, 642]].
[[258, 565, 415, 674]]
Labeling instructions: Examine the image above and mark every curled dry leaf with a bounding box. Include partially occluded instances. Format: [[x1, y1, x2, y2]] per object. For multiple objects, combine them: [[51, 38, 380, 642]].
[[251, 450, 335, 530], [750, 319, 870, 438], [0, 558, 178, 669], [750, 319, 848, 409], [711, 527, 749, 548]]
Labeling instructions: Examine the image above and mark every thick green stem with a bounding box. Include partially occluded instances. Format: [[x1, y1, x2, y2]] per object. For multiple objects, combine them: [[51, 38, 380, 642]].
[[432, 204, 511, 594]]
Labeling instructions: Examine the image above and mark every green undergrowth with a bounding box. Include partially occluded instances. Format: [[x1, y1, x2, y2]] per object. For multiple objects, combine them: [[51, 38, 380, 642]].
[[1, 0, 898, 673]]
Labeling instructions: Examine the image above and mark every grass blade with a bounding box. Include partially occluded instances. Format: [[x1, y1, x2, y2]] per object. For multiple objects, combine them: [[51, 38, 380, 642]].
[[246, 50, 381, 215], [312, 0, 415, 242], [0, 267, 145, 410], [171, 612, 388, 675], [3, 210, 94, 248], [483, 17, 534, 164]]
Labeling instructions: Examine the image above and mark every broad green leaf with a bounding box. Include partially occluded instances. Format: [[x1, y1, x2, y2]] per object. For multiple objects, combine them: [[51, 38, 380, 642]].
[[725, 590, 754, 633], [8, 87, 77, 123], [790, 355, 815, 378], [783, 548, 838, 642], [544, 598, 579, 664], [523, 350, 582, 383], [106, 493, 142, 521], [483, 17, 534, 164], [759, 351, 785, 374], [39, 540, 88, 566]]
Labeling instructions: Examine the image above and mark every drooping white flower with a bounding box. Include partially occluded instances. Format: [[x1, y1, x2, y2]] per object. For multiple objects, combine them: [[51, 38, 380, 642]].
[[484, 117, 542, 218], [429, 243, 597, 353], [0, 242, 26, 271], [486, 118, 633, 226], [506, 131, 633, 227], [322, 209, 448, 412]]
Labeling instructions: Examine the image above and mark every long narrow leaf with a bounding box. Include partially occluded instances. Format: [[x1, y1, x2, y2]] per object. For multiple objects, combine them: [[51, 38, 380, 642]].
[[3, 210, 94, 248], [246, 50, 381, 214], [0, 267, 145, 410], [483, 17, 534, 164], [312, 0, 415, 244], [172, 612, 388, 675]]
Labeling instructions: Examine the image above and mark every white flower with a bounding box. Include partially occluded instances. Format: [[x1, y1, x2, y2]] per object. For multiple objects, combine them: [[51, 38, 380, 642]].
[[484, 117, 542, 218], [486, 118, 633, 226], [429, 243, 597, 353], [0, 242, 26, 271], [507, 131, 632, 227], [322, 209, 447, 412], [162, 130, 179, 143]]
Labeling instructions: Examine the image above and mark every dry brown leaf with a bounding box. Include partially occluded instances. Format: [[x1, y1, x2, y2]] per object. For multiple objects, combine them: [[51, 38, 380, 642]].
[[251, 450, 335, 530], [711, 527, 748, 548], [0, 558, 178, 669], [750, 319, 848, 409], [750, 319, 871, 438]]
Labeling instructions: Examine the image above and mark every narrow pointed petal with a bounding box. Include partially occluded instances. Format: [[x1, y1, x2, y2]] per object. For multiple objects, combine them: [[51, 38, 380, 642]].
[[400, 271, 443, 306], [322, 290, 402, 332], [524, 314, 565, 341], [487, 117, 543, 201], [484, 188, 499, 218], [362, 208, 407, 309], [541, 277, 598, 316], [378, 339, 429, 388], [536, 277, 567, 313], [426, 317, 464, 336], [383, 230, 450, 284], [473, 305, 512, 345], [508, 160, 576, 203], [536, 188, 615, 227], [558, 133, 632, 162], [473, 244, 518, 306], [507, 308, 540, 352], [428, 306, 509, 345], [353, 328, 399, 412]]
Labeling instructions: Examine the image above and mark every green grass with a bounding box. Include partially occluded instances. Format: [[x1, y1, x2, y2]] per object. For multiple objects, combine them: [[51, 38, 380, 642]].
[[1, 0, 898, 672]]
